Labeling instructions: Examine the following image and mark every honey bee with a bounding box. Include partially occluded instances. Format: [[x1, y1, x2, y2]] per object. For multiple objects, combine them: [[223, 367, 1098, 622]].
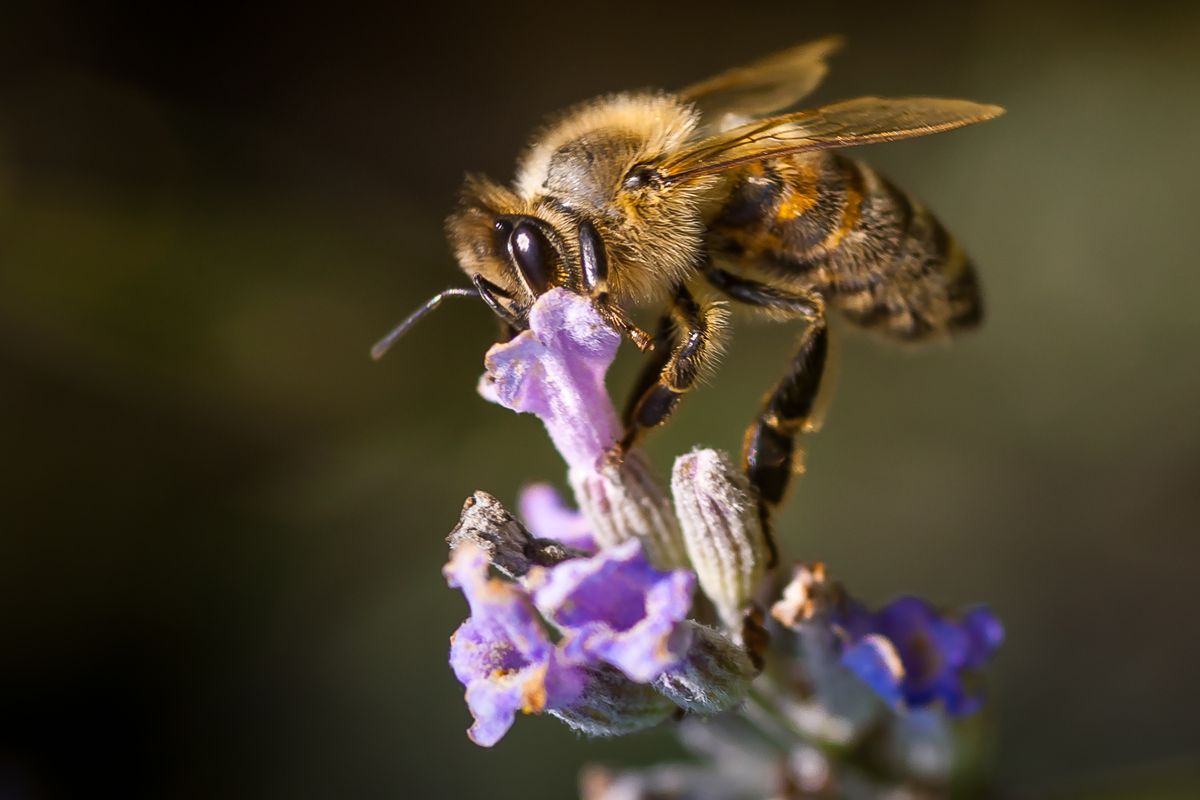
[[374, 37, 1002, 534]]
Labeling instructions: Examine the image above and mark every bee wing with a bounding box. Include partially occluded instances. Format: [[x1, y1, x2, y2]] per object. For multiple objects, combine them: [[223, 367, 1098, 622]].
[[659, 97, 1004, 184], [680, 36, 844, 134]]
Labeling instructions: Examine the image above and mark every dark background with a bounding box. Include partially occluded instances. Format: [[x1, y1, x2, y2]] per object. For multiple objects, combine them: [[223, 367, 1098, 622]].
[[2, 1, 1198, 797]]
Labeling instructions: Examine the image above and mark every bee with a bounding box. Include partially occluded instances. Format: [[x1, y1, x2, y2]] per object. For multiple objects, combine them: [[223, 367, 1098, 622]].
[[374, 37, 1002, 534]]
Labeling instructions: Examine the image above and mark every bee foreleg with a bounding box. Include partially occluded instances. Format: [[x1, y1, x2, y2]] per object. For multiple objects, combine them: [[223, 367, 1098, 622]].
[[618, 286, 725, 453], [579, 219, 655, 350], [621, 312, 675, 428], [742, 307, 830, 566]]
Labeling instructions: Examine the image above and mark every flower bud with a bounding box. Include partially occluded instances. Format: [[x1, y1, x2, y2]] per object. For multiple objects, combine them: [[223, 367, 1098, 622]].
[[671, 449, 769, 629], [653, 622, 757, 714], [572, 450, 689, 570], [550, 664, 676, 738]]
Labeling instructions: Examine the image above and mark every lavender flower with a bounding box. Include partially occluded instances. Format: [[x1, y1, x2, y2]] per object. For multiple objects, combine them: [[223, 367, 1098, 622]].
[[444, 544, 584, 746], [840, 635, 906, 709], [478, 288, 621, 474], [526, 539, 695, 682], [446, 541, 684, 745], [518, 482, 596, 552], [835, 596, 1004, 716], [444, 450, 758, 739], [433, 287, 1004, 792], [480, 288, 687, 568]]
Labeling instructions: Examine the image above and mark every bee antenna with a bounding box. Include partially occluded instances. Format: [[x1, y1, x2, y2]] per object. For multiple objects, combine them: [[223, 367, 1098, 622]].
[[370, 287, 479, 360]]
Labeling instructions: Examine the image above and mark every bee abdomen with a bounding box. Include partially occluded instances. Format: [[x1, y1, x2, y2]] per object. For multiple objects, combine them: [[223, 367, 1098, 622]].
[[826, 158, 983, 340], [708, 155, 983, 341]]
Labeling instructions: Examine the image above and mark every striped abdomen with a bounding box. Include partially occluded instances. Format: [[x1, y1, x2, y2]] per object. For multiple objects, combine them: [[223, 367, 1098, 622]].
[[706, 152, 982, 340]]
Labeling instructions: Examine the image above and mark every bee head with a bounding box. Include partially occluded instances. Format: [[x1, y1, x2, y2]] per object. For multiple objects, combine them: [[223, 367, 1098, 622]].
[[445, 174, 652, 348], [372, 178, 566, 359], [446, 175, 580, 324], [509, 93, 714, 305]]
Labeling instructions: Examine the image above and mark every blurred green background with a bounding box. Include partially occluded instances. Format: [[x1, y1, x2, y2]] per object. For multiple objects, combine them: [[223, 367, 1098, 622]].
[[2, 1, 1198, 797]]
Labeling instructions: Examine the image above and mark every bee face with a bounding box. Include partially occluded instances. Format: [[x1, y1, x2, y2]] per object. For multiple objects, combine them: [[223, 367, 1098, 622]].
[[445, 176, 584, 327], [518, 94, 716, 305], [445, 93, 720, 330]]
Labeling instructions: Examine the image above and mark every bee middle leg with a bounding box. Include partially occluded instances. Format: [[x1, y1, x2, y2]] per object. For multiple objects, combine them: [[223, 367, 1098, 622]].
[[743, 316, 829, 520], [619, 285, 725, 453]]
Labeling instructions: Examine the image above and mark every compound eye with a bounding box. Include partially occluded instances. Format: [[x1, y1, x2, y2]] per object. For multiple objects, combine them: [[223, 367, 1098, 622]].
[[507, 221, 555, 296]]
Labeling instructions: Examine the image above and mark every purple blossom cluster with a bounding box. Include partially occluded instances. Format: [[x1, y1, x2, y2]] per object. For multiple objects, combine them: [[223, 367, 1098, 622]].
[[445, 544, 583, 747], [446, 532, 693, 745], [438, 289, 1003, 792], [836, 594, 1004, 716]]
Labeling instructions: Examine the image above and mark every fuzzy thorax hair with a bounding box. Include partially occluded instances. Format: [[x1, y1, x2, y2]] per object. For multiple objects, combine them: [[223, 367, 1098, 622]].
[[445, 92, 720, 308]]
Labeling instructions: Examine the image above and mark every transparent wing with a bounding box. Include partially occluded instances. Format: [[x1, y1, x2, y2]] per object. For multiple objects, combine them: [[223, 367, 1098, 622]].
[[680, 36, 844, 134], [660, 96, 1004, 184]]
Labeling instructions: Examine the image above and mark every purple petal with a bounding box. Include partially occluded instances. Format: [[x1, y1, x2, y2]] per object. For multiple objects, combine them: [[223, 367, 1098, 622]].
[[872, 597, 950, 690], [528, 539, 695, 682], [841, 635, 905, 709], [444, 544, 584, 746], [461, 669, 526, 746], [448, 615, 530, 688], [445, 545, 550, 662], [480, 289, 621, 472], [450, 618, 544, 746], [961, 606, 1004, 669], [872, 596, 939, 641], [836, 593, 1002, 715], [518, 482, 596, 552]]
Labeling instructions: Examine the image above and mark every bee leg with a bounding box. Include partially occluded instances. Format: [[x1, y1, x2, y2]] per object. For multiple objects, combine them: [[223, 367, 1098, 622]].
[[472, 274, 527, 332], [621, 313, 675, 428], [703, 265, 821, 317], [619, 285, 724, 453], [742, 312, 829, 566], [578, 218, 655, 351], [702, 268, 834, 563]]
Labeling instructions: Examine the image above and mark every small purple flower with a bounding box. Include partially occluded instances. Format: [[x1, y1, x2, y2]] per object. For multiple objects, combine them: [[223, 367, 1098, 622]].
[[527, 539, 696, 682], [960, 605, 1006, 671], [840, 635, 905, 709], [834, 595, 1003, 716], [518, 482, 596, 553], [480, 290, 685, 565], [480, 288, 621, 473], [445, 544, 584, 746]]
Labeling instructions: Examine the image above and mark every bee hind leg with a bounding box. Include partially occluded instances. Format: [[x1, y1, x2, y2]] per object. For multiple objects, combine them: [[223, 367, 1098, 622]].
[[619, 285, 725, 453], [703, 266, 832, 566]]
